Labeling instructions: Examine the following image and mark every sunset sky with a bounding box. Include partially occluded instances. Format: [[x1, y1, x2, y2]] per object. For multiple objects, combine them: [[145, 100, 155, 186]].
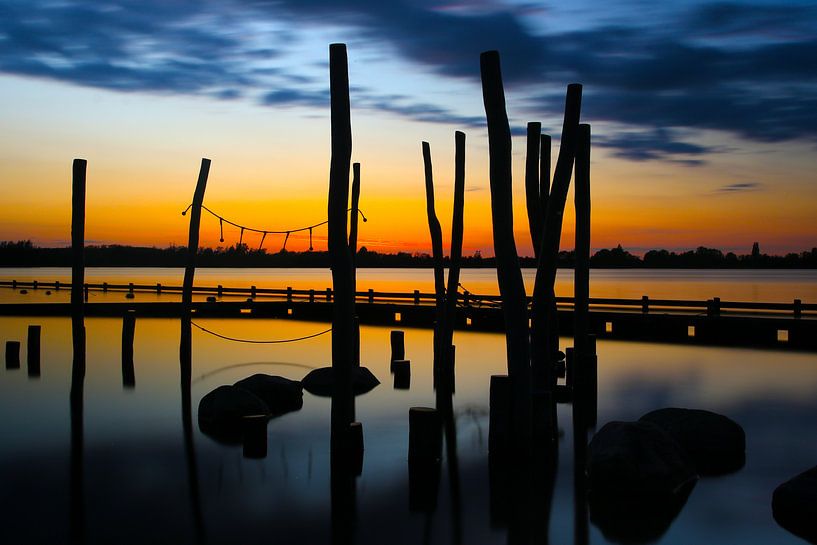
[[0, 0, 815, 256]]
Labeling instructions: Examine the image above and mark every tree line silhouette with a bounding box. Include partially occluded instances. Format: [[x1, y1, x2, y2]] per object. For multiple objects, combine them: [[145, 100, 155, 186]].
[[1, 240, 815, 269]]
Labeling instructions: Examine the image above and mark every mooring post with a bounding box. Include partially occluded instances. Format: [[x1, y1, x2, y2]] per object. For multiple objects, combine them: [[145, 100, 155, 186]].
[[574, 124, 591, 368], [55, 280, 60, 291], [309, 289, 315, 303], [251, 285, 256, 299], [349, 161, 361, 291], [794, 299, 802, 319], [414, 290, 420, 305], [181, 158, 211, 368], [488, 374, 511, 450], [156, 283, 162, 295], [27, 325, 41, 378], [102, 282, 107, 293], [71, 159, 87, 388], [5, 341, 21, 369], [525, 122, 544, 257], [286, 286, 293, 303], [122, 314, 135, 388], [391, 330, 405, 361], [217, 285, 223, 298], [422, 140, 446, 380], [480, 51, 531, 445], [641, 295, 649, 314], [409, 407, 442, 461], [33, 280, 38, 290], [12, 279, 16, 290], [328, 43, 356, 445]]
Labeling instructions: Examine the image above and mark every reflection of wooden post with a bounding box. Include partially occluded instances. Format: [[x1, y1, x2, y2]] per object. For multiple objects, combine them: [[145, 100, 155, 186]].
[[574, 124, 591, 391], [525, 122, 544, 258], [328, 43, 355, 441], [422, 141, 445, 378], [480, 51, 530, 444], [5, 341, 20, 369], [532, 84, 582, 392]]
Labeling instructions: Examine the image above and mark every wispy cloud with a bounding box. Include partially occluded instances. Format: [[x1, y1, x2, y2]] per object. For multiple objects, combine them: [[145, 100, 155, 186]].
[[717, 182, 762, 192]]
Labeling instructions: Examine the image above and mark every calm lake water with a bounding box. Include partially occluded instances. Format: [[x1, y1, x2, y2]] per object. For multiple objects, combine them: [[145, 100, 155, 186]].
[[0, 268, 815, 544], [1, 267, 816, 303]]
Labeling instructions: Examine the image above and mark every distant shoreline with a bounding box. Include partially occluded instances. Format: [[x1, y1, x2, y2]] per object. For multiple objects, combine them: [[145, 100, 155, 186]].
[[2, 241, 815, 269]]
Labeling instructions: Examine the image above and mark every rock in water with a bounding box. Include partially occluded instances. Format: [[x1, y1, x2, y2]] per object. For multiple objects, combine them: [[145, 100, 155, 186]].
[[234, 374, 303, 415], [773, 466, 817, 544], [198, 385, 269, 443], [639, 407, 745, 475], [588, 421, 698, 543], [302, 366, 380, 397]]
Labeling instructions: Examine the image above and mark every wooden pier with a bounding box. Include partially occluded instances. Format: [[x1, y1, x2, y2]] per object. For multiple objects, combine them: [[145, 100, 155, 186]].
[[1, 280, 815, 351]]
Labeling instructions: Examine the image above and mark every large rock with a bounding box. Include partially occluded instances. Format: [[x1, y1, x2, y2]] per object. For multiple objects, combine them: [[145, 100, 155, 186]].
[[198, 385, 269, 443], [302, 366, 380, 397], [639, 407, 745, 475], [588, 421, 698, 543], [773, 465, 817, 544], [233, 374, 303, 416]]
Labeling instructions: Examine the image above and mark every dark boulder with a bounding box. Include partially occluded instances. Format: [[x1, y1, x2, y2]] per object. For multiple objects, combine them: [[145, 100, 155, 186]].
[[233, 374, 303, 416], [588, 421, 698, 543], [302, 366, 380, 397], [773, 465, 817, 544], [639, 407, 745, 475], [198, 385, 269, 443]]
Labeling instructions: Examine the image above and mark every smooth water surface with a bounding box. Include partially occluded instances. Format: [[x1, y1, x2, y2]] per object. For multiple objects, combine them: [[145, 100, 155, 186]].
[[1, 267, 815, 303], [1, 313, 815, 544]]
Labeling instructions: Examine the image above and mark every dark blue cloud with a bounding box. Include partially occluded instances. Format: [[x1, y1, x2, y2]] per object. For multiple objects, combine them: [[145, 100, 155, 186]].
[[594, 128, 711, 165]]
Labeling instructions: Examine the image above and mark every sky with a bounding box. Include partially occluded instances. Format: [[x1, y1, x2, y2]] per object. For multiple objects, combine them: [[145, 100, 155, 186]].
[[0, 0, 815, 256]]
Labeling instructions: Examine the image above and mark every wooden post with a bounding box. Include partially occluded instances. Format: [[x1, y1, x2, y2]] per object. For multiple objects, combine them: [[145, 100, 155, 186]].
[[217, 284, 223, 298], [326, 287, 332, 302], [328, 43, 355, 444], [422, 141, 446, 377], [156, 283, 162, 294], [71, 159, 87, 392], [391, 330, 405, 361], [181, 158, 211, 373], [414, 289, 420, 305], [33, 280, 38, 290], [525, 122, 544, 258], [122, 314, 135, 388], [5, 341, 20, 369], [241, 414, 268, 459], [368, 288, 374, 303], [55, 280, 60, 291], [794, 299, 802, 318], [641, 295, 649, 314], [532, 84, 582, 392], [349, 162, 361, 289], [409, 407, 442, 461], [309, 289, 315, 303], [440, 131, 466, 388], [27, 325, 41, 378], [489, 374, 511, 450], [480, 51, 531, 444], [251, 285, 256, 299], [574, 124, 591, 367], [287, 286, 293, 302], [102, 282, 107, 293]]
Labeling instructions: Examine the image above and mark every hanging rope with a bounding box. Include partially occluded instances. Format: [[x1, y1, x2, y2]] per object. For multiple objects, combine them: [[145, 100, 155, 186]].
[[219, 218, 224, 242], [190, 321, 332, 344], [282, 231, 290, 251], [259, 231, 267, 250], [182, 204, 367, 237], [308, 227, 313, 251], [239, 227, 245, 245]]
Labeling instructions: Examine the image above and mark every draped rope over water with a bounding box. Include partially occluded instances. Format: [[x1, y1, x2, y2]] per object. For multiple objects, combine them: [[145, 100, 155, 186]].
[[190, 321, 332, 344], [181, 203, 367, 251]]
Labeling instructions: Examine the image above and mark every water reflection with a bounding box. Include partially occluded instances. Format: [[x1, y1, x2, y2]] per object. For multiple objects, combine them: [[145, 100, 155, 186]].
[[70, 314, 85, 545], [181, 317, 206, 544]]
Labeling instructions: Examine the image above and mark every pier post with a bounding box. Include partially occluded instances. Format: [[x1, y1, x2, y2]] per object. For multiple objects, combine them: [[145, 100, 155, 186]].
[[480, 50, 531, 445], [489, 375, 511, 450], [217, 285, 223, 298], [55, 280, 60, 291], [642, 295, 649, 314], [794, 299, 802, 319], [525, 122, 544, 257], [287, 286, 293, 303], [414, 290, 420, 305], [574, 124, 591, 366], [156, 283, 162, 295], [5, 341, 20, 369], [251, 285, 256, 299], [122, 314, 135, 388], [422, 140, 446, 381], [27, 325, 41, 378], [309, 289, 315, 303], [181, 158, 211, 367], [71, 158, 87, 387], [391, 330, 405, 361], [409, 407, 442, 461], [368, 288, 374, 303]]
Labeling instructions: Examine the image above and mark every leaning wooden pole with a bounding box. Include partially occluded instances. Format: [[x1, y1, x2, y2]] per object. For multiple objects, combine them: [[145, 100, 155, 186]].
[[422, 141, 446, 376], [573, 124, 591, 395], [531, 84, 582, 392], [441, 131, 466, 378], [328, 43, 355, 439], [525, 122, 544, 259], [180, 158, 211, 374], [480, 50, 531, 444], [539, 135, 552, 214]]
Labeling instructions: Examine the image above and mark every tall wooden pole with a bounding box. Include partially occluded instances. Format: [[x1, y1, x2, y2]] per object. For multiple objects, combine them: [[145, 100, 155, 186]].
[[531, 84, 582, 392], [574, 124, 591, 395], [180, 158, 211, 375], [540, 135, 551, 214], [70, 158, 86, 545], [525, 122, 543, 259], [480, 50, 530, 444], [441, 131, 466, 376], [349, 162, 362, 367], [422, 141, 446, 377], [328, 43, 355, 440]]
